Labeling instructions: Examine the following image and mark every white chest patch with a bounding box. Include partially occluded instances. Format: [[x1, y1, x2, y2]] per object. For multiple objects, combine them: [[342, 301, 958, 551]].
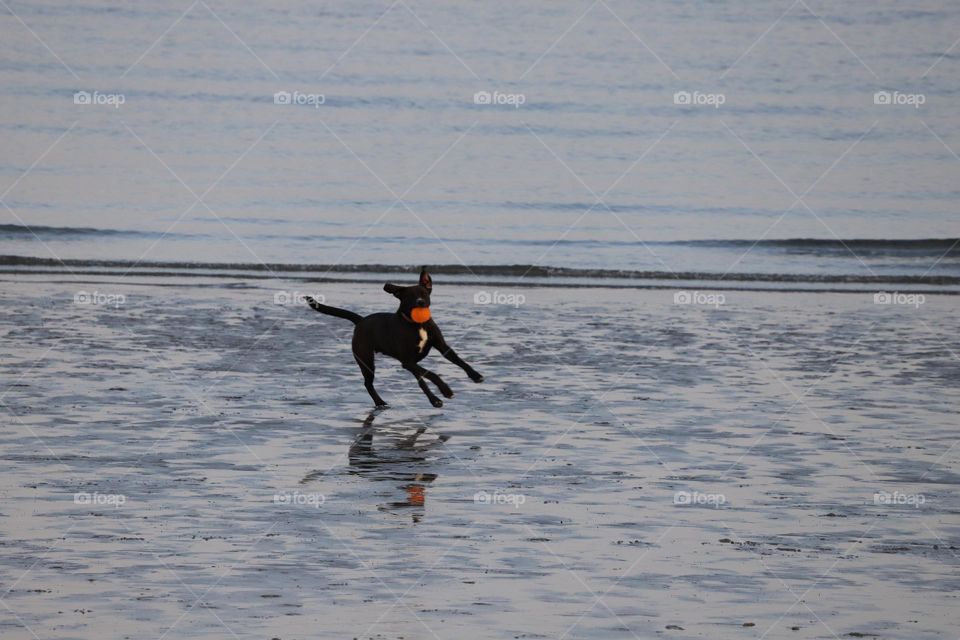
[[417, 328, 428, 353]]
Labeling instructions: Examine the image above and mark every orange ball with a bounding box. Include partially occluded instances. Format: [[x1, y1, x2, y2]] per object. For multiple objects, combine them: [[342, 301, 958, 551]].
[[410, 307, 431, 323]]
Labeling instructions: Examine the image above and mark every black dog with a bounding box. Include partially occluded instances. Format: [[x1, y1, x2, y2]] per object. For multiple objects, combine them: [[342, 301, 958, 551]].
[[305, 268, 483, 408]]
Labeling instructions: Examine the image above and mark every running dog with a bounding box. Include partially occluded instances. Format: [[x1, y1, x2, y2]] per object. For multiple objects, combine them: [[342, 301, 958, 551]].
[[305, 268, 483, 408]]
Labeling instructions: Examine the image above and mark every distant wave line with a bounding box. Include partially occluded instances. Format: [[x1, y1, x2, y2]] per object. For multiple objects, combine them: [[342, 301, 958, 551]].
[[2, 255, 958, 285], [1, 224, 956, 252]]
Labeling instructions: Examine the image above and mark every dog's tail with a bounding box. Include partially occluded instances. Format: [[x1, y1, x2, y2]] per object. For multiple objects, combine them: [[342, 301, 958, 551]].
[[305, 297, 362, 324]]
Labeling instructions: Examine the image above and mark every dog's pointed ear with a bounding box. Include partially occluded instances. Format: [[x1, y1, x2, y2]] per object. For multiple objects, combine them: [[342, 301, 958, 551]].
[[384, 283, 402, 297], [419, 267, 432, 291]]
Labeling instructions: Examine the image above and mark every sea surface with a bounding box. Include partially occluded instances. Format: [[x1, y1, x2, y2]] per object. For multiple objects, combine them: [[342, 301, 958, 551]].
[[2, 0, 960, 285]]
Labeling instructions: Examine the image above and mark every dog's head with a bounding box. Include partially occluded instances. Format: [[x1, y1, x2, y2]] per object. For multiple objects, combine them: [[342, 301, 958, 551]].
[[384, 267, 432, 322]]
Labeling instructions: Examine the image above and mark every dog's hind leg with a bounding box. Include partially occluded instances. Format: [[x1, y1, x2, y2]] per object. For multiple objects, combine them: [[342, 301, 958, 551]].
[[402, 362, 445, 408], [354, 348, 387, 408]]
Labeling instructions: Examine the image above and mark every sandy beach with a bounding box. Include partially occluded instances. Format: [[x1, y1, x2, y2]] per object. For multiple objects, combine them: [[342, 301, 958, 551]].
[[0, 275, 957, 639]]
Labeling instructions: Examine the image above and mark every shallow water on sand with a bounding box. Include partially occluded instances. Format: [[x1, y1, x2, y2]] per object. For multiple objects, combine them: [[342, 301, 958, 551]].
[[0, 278, 958, 639]]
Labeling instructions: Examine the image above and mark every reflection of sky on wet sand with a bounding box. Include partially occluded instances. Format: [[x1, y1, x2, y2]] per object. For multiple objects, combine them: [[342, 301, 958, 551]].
[[0, 278, 957, 638]]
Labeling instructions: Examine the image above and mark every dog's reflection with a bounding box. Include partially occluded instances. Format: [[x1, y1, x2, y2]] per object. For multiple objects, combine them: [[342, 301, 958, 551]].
[[301, 411, 448, 522]]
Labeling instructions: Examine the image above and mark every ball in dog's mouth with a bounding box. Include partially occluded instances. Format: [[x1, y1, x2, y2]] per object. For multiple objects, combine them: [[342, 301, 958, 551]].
[[410, 307, 431, 323]]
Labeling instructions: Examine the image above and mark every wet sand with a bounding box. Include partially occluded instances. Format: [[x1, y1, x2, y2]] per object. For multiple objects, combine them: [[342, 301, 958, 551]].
[[0, 276, 957, 639]]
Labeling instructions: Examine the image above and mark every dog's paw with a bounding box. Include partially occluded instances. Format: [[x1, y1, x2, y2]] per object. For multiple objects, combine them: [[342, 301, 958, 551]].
[[430, 397, 444, 408], [470, 373, 484, 383], [374, 402, 389, 410], [440, 386, 454, 399]]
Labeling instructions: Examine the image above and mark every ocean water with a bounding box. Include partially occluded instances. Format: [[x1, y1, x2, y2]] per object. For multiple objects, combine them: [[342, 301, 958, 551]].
[[2, 0, 960, 283]]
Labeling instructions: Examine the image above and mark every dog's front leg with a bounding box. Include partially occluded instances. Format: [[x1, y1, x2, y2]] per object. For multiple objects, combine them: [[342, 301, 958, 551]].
[[430, 332, 483, 383], [402, 362, 445, 408], [445, 348, 483, 383]]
